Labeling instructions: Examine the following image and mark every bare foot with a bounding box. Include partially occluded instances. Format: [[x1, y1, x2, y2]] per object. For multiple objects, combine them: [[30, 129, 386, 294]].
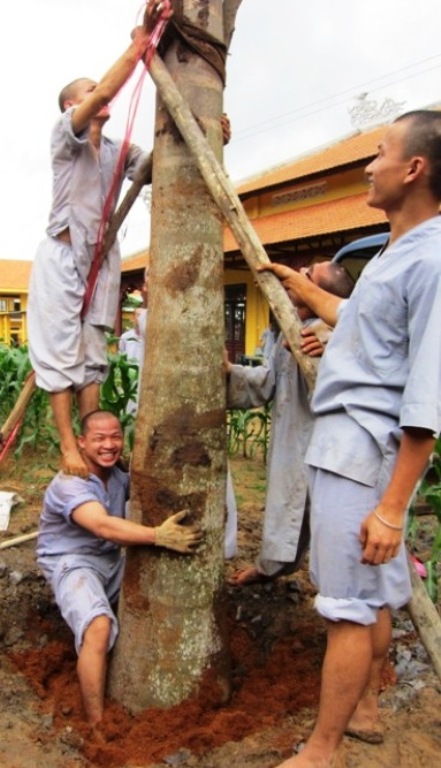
[[345, 700, 384, 743], [344, 715, 384, 744], [61, 447, 89, 478], [227, 566, 275, 587]]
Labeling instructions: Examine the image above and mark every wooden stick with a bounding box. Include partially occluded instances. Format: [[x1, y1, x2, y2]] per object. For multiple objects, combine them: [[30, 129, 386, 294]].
[[0, 372, 36, 446], [0, 530, 38, 550], [148, 53, 318, 392], [406, 550, 441, 681], [102, 153, 153, 257]]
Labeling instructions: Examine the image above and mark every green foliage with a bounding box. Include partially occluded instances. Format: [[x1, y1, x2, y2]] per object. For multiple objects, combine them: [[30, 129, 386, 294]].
[[0, 342, 140, 458], [0, 344, 58, 455], [99, 350, 139, 452], [227, 404, 272, 463]]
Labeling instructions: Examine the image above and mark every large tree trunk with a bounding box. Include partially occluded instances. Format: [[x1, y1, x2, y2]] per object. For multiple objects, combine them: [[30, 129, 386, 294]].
[[109, 0, 234, 712]]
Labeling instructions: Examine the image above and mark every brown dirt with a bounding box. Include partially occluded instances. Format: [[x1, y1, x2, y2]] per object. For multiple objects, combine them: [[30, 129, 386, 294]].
[[0, 451, 440, 768]]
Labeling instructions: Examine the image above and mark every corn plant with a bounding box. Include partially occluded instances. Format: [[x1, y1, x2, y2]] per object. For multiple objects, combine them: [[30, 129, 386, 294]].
[[99, 343, 140, 452], [227, 403, 272, 463], [0, 341, 140, 458], [0, 343, 58, 455]]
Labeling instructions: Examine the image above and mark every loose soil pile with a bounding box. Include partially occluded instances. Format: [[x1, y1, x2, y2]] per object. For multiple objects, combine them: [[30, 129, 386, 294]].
[[0, 452, 440, 767]]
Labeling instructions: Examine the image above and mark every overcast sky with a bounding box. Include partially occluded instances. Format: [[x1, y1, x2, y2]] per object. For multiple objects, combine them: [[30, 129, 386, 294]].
[[2, 0, 440, 261]]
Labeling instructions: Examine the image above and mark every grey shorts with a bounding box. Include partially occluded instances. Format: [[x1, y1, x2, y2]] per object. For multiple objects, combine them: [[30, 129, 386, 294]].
[[27, 237, 108, 392], [307, 467, 411, 625], [38, 552, 124, 654]]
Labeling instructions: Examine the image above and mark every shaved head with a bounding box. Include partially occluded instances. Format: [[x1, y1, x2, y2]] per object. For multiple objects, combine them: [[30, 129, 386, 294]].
[[58, 78, 95, 112]]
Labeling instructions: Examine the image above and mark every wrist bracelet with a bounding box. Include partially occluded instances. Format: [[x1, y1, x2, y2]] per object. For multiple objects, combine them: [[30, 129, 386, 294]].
[[373, 509, 403, 531]]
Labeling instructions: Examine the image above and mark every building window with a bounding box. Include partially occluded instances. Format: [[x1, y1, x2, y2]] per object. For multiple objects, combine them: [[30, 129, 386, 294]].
[[225, 284, 246, 363]]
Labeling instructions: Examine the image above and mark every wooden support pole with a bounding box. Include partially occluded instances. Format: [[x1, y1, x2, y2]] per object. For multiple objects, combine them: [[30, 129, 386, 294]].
[[0, 372, 36, 447], [0, 530, 38, 550], [102, 153, 153, 257], [148, 53, 318, 392], [406, 550, 441, 681]]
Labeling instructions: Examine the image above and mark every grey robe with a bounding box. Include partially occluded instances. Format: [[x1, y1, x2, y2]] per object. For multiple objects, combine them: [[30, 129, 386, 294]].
[[227, 322, 321, 571]]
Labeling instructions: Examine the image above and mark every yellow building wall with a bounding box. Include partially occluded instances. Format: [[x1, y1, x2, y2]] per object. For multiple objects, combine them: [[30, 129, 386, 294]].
[[0, 292, 28, 346], [242, 167, 366, 221], [224, 268, 270, 356]]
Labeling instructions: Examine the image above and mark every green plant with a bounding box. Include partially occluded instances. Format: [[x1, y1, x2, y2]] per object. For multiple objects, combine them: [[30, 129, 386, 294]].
[[227, 403, 272, 463], [0, 344, 58, 455], [0, 341, 140, 459], [99, 350, 140, 451]]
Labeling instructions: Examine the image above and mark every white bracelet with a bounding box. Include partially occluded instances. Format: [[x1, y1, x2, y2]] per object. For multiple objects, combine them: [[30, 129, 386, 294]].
[[374, 509, 403, 531]]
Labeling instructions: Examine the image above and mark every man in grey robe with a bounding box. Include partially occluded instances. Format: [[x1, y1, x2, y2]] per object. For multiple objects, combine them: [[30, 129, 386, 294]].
[[226, 260, 354, 585]]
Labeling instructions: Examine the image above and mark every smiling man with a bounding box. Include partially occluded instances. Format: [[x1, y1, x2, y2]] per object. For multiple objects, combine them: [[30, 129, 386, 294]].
[[261, 110, 441, 768], [36, 409, 202, 726]]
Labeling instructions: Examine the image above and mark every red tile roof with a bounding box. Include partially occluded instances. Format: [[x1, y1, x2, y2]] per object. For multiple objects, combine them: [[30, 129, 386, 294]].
[[236, 127, 384, 196], [224, 192, 387, 252], [121, 250, 149, 273]]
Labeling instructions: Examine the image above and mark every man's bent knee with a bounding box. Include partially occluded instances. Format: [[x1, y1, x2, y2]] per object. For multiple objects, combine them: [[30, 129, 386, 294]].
[[82, 615, 112, 654]]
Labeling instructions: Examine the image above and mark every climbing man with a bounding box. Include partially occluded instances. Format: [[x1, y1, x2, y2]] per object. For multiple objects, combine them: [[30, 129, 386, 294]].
[[27, 1, 171, 477]]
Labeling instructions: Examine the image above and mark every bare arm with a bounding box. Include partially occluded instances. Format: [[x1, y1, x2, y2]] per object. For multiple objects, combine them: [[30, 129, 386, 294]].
[[360, 427, 435, 565], [71, 1, 166, 134], [70, 35, 148, 134], [258, 263, 342, 328], [71, 501, 202, 553]]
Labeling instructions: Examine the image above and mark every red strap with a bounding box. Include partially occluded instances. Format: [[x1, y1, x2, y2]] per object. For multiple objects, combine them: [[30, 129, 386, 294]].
[[81, 1, 171, 320], [0, 420, 21, 464]]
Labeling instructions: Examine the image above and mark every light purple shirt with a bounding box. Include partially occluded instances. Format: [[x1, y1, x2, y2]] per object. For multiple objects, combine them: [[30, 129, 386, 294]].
[[37, 467, 129, 558]]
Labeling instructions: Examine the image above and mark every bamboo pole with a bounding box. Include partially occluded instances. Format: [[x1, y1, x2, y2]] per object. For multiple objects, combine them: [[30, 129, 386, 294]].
[[0, 372, 36, 447], [102, 153, 153, 257], [406, 550, 441, 681], [148, 53, 318, 392], [0, 530, 38, 550]]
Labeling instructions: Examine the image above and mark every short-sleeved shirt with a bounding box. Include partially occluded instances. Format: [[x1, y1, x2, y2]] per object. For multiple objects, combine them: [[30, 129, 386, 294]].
[[36, 467, 130, 558], [119, 328, 144, 365], [306, 216, 441, 485], [45, 109, 146, 327]]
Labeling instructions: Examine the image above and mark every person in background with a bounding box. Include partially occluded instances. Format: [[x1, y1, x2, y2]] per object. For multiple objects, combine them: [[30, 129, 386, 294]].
[[226, 261, 354, 586], [118, 307, 145, 367]]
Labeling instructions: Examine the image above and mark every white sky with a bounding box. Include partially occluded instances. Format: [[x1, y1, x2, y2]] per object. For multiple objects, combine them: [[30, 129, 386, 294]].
[[1, 0, 441, 260]]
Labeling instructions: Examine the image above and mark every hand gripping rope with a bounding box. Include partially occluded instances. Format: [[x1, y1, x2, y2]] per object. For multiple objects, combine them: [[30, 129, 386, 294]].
[[81, 0, 172, 320]]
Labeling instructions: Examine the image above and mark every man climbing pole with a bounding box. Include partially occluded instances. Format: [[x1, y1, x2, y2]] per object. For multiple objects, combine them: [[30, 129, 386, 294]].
[[27, 0, 171, 477]]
